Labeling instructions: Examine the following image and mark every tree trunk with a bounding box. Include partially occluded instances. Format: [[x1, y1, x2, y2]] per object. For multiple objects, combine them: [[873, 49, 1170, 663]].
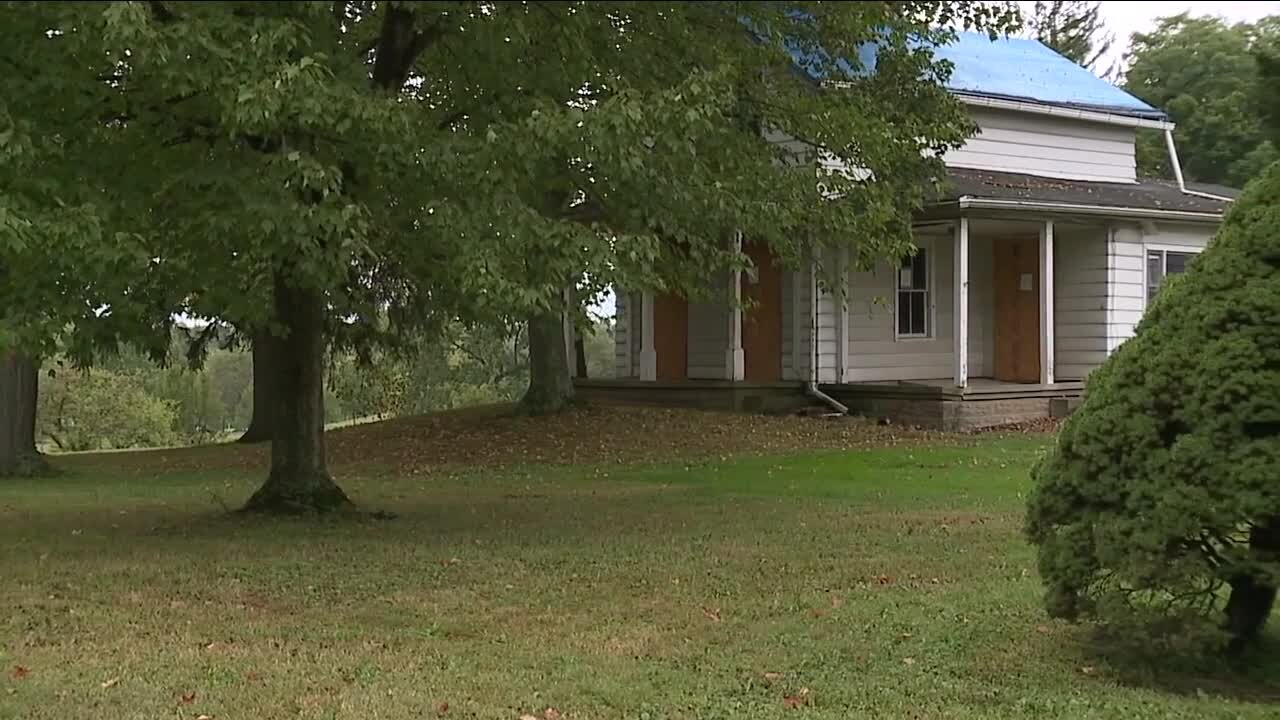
[[241, 275, 351, 514], [517, 310, 575, 415], [237, 331, 276, 444], [0, 351, 47, 477], [574, 332, 588, 379], [1224, 517, 1280, 652]]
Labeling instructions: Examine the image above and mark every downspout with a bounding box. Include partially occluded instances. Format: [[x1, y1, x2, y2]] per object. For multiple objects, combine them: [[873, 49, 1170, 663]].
[[804, 256, 849, 415], [1164, 129, 1235, 203]]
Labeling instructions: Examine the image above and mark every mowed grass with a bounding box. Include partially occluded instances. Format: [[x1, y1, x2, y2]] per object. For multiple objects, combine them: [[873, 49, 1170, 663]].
[[2, 415, 1279, 719]]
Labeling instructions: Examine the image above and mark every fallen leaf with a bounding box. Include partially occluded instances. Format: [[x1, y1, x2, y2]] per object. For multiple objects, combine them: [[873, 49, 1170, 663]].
[[543, 708, 561, 720], [1080, 666, 1097, 675], [783, 687, 811, 709], [902, 657, 916, 666], [100, 677, 120, 689], [1034, 624, 1052, 635], [179, 691, 197, 704], [899, 632, 913, 640], [702, 607, 722, 622], [196, 715, 214, 720], [436, 701, 449, 716], [11, 666, 30, 680]]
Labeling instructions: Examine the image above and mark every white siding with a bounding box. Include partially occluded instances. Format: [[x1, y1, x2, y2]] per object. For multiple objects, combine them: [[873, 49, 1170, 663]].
[[782, 268, 798, 380], [786, 265, 813, 381], [1106, 224, 1147, 352], [944, 108, 1138, 183], [1105, 221, 1217, 352], [687, 276, 730, 379], [613, 289, 634, 378], [815, 252, 840, 383], [1054, 226, 1108, 380], [845, 230, 993, 382]]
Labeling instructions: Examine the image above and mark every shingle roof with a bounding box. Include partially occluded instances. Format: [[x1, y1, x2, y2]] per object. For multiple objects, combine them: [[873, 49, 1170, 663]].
[[934, 168, 1238, 215]]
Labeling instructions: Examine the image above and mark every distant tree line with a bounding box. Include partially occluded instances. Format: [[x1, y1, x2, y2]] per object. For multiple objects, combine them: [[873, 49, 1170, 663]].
[[1031, 2, 1280, 188], [34, 319, 616, 453]]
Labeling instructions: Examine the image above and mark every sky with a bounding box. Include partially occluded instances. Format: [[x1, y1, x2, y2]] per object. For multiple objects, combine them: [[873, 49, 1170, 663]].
[[1056, 1, 1280, 71]]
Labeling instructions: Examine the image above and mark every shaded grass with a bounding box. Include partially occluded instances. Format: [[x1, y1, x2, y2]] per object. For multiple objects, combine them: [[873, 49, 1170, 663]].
[[3, 428, 1278, 719]]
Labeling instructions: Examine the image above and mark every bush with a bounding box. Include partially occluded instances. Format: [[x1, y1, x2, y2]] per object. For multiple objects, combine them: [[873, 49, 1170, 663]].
[[38, 368, 180, 452], [1025, 162, 1280, 652]]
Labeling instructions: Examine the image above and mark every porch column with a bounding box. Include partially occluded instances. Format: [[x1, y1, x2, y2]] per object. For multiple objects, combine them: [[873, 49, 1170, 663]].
[[836, 247, 850, 383], [639, 290, 657, 381], [953, 217, 969, 388], [1040, 220, 1055, 384], [725, 231, 745, 381]]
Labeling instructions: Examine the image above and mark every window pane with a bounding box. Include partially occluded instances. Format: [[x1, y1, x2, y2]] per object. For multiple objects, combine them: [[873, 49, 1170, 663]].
[[1147, 251, 1163, 299], [912, 250, 928, 290], [911, 292, 927, 335], [898, 291, 911, 334], [1167, 251, 1192, 275]]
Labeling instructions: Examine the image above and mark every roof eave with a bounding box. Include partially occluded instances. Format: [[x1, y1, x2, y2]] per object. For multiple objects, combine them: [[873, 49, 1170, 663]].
[[955, 93, 1175, 131], [925, 196, 1224, 223]]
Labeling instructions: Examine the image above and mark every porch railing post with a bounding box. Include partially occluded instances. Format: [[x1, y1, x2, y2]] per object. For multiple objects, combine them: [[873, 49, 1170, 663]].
[[1040, 219, 1055, 385], [837, 247, 849, 383], [953, 216, 969, 388], [639, 290, 657, 381], [726, 231, 745, 381]]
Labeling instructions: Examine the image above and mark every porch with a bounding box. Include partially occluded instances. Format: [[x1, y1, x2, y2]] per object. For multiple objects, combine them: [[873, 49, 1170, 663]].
[[574, 377, 1084, 431], [600, 213, 1123, 429]]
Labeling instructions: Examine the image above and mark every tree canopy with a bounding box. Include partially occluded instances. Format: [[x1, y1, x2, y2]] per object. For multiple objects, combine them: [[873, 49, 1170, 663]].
[[1124, 13, 1280, 187], [2, 1, 1019, 507], [1027, 1, 1116, 79], [1025, 160, 1280, 653]]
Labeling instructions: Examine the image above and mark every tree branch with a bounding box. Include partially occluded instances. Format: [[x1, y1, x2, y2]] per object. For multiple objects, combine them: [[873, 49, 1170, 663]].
[[148, 1, 178, 23]]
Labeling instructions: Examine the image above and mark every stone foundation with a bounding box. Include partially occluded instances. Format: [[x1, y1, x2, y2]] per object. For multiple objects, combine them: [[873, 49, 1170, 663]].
[[574, 379, 811, 414], [574, 379, 1081, 431]]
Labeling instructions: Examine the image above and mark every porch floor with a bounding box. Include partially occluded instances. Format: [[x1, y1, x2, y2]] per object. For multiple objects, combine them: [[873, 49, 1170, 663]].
[[833, 377, 1085, 400]]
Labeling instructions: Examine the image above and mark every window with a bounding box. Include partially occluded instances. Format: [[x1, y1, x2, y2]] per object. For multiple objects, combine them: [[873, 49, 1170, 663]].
[[896, 248, 929, 337], [1146, 249, 1197, 302]]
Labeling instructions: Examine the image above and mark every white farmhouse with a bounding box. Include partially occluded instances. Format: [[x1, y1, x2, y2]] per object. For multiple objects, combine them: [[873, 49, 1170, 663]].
[[581, 32, 1237, 430]]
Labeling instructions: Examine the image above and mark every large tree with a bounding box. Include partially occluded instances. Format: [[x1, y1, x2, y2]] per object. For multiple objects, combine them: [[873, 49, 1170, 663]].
[[1124, 13, 1280, 187], [7, 1, 1017, 511], [1027, 1, 1116, 78], [1, 7, 172, 476]]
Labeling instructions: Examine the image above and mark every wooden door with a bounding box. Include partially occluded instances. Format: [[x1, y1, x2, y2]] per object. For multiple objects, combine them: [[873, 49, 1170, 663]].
[[993, 237, 1041, 383], [653, 292, 688, 381], [741, 240, 783, 382]]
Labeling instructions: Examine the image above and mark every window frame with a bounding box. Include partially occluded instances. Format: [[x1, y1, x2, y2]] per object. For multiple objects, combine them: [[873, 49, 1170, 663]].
[[1144, 244, 1201, 305], [894, 240, 934, 340]]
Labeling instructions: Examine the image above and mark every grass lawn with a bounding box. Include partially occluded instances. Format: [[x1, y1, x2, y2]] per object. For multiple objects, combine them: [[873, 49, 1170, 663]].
[[2, 408, 1278, 719]]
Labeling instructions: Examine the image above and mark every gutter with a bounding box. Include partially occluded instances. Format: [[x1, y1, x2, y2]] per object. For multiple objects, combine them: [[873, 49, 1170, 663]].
[[1163, 129, 1236, 203], [805, 255, 849, 415], [955, 94, 1175, 131], [951, 197, 1225, 223]]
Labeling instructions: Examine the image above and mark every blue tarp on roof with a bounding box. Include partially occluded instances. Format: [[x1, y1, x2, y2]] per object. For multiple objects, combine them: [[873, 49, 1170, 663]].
[[932, 32, 1164, 120], [778, 24, 1166, 121]]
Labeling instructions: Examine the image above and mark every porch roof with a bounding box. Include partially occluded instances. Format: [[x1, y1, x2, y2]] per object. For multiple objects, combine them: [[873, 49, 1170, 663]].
[[930, 168, 1239, 219]]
